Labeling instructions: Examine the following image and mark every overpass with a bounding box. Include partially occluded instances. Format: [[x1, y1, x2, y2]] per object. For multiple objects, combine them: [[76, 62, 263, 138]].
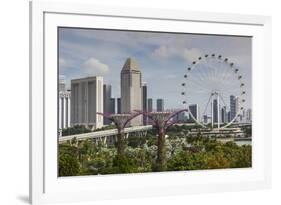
[[59, 125, 153, 144], [59, 123, 250, 144]]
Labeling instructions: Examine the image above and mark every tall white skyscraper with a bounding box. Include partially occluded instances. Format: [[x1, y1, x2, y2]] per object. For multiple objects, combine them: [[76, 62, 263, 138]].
[[58, 78, 71, 130], [71, 76, 103, 130], [121, 58, 143, 126]]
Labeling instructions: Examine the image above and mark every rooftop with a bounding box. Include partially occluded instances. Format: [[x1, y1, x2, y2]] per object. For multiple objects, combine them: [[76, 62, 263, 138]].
[[122, 57, 140, 71]]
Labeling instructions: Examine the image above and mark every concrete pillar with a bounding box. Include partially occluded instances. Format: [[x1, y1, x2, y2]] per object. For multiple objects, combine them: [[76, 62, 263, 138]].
[[59, 96, 62, 129], [63, 97, 67, 129], [68, 96, 71, 128]]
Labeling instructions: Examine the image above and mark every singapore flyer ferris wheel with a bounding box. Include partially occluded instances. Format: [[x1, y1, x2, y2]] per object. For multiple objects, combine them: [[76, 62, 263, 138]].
[[181, 53, 246, 129]]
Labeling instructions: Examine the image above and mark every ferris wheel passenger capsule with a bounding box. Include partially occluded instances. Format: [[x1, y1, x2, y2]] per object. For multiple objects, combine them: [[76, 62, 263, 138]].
[[224, 58, 228, 62], [198, 57, 202, 60], [187, 67, 191, 71], [218, 55, 222, 59], [192, 61, 196, 64], [182, 83, 185, 86], [184, 74, 188, 78], [238, 75, 242, 79], [240, 83, 245, 87], [211, 54, 215, 57], [230, 62, 234, 67], [181, 92, 185, 95], [205, 54, 208, 57]]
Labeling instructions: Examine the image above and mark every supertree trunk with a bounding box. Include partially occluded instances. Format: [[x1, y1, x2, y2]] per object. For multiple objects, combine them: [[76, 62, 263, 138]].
[[156, 127, 166, 171], [116, 128, 126, 157]]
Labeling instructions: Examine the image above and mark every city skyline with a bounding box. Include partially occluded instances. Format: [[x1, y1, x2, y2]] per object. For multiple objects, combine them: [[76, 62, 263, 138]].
[[59, 27, 252, 111]]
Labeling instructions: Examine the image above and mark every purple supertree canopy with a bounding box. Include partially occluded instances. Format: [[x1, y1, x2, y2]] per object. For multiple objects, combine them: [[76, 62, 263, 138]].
[[135, 109, 188, 130], [96, 112, 141, 129]]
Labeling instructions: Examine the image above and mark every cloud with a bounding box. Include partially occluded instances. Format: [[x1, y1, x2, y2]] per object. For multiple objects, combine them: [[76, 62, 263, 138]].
[[151, 45, 178, 58], [81, 57, 110, 76], [182, 48, 203, 62], [59, 57, 66, 67], [152, 45, 203, 62]]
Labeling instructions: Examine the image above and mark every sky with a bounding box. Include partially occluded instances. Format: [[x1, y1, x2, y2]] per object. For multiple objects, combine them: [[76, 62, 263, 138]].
[[59, 27, 252, 118]]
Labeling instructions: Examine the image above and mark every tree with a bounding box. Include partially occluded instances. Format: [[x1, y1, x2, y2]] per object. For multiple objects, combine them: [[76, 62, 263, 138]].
[[59, 144, 80, 176]]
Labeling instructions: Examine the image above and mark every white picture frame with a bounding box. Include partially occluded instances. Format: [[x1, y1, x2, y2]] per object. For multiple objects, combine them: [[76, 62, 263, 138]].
[[30, 1, 272, 204]]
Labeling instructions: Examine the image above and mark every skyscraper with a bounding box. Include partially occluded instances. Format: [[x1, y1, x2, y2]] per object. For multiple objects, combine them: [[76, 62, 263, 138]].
[[117, 98, 121, 114], [103, 84, 112, 125], [227, 111, 231, 123], [230, 95, 238, 121], [121, 58, 143, 126], [147, 98, 153, 112], [189, 104, 199, 122], [246, 108, 252, 123], [213, 99, 218, 123], [110, 98, 115, 115], [221, 106, 227, 123], [58, 78, 71, 130], [156, 99, 164, 112], [203, 115, 208, 124], [71, 76, 103, 130], [142, 83, 148, 125], [59, 77, 66, 92]]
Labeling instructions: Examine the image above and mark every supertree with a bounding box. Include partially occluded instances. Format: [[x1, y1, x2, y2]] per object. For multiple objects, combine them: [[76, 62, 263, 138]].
[[96, 112, 141, 157], [137, 109, 187, 171]]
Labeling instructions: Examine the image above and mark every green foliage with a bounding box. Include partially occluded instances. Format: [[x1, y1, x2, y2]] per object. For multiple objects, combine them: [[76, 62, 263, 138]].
[[62, 125, 91, 136], [59, 144, 80, 176], [58, 125, 252, 176], [127, 135, 146, 148], [242, 126, 252, 137], [94, 124, 116, 132], [167, 151, 209, 171]]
